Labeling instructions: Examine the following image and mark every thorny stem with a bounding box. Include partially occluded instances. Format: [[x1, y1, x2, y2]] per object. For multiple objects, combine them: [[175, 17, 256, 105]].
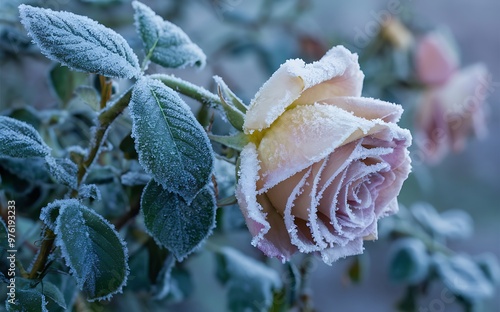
[[29, 88, 133, 280]]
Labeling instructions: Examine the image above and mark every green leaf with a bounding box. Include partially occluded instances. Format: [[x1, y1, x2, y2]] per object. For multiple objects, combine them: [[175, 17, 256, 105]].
[[75, 86, 100, 111], [132, 1, 206, 68], [19, 5, 140, 79], [40, 199, 129, 301], [141, 180, 216, 260], [216, 85, 245, 131], [49, 64, 88, 106], [6, 288, 48, 312], [433, 253, 495, 302], [214, 75, 248, 113], [45, 157, 78, 189], [119, 132, 139, 160], [208, 132, 249, 151], [16, 278, 67, 310], [0, 116, 51, 158], [388, 238, 430, 284], [215, 246, 282, 312], [130, 77, 214, 202]]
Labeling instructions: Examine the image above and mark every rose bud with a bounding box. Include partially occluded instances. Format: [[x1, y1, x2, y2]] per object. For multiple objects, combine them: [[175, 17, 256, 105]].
[[415, 29, 460, 86], [236, 46, 412, 264], [415, 63, 490, 164]]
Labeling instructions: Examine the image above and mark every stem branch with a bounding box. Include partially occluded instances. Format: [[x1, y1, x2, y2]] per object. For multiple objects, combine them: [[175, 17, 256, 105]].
[[29, 88, 133, 280], [150, 74, 222, 109]]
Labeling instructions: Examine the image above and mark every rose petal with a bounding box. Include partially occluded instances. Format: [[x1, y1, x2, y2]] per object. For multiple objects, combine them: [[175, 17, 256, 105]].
[[236, 144, 297, 262], [319, 238, 364, 265], [244, 46, 364, 132], [257, 104, 379, 191], [320, 96, 403, 123], [415, 30, 460, 85]]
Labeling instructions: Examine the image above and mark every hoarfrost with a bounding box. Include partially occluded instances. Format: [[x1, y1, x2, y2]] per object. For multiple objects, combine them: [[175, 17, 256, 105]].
[[0, 115, 51, 158], [120, 171, 150, 186], [79, 184, 102, 201], [130, 77, 214, 202], [19, 5, 141, 79], [45, 156, 78, 189], [132, 1, 206, 69], [41, 199, 129, 301], [141, 181, 216, 261]]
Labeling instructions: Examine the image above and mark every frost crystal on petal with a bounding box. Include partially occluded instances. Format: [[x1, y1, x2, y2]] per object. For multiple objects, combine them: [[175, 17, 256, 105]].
[[19, 5, 140, 78]]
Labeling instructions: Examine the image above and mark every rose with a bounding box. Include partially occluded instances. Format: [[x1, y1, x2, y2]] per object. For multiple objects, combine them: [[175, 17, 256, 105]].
[[415, 29, 460, 86], [415, 64, 490, 164], [236, 46, 412, 264], [413, 29, 490, 164]]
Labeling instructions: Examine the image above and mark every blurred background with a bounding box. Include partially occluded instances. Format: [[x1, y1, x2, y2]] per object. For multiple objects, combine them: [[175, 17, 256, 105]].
[[1, 0, 499, 311]]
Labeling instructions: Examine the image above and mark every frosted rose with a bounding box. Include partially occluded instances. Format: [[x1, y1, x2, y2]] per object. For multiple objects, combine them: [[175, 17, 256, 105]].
[[415, 30, 459, 86], [415, 64, 490, 164], [236, 46, 412, 264]]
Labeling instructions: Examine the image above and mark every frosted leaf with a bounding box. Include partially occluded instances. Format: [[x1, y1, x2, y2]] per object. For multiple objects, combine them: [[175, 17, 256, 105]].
[[141, 180, 216, 261], [45, 156, 78, 189], [411, 203, 473, 240], [132, 1, 206, 69], [433, 253, 495, 302], [40, 199, 129, 301], [388, 237, 430, 284], [0, 157, 51, 184], [15, 278, 67, 310], [75, 86, 100, 111], [0, 116, 51, 158], [130, 77, 214, 202], [78, 184, 101, 201], [120, 171, 150, 186], [6, 288, 48, 312], [215, 246, 282, 311], [19, 5, 140, 79]]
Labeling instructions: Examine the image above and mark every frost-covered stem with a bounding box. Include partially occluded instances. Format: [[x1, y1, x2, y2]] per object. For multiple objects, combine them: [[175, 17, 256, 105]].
[[150, 74, 223, 109], [28, 230, 55, 279], [30, 89, 133, 279], [75, 88, 133, 187]]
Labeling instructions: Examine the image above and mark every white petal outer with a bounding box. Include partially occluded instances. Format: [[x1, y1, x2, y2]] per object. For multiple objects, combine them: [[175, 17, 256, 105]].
[[320, 239, 364, 265], [236, 144, 297, 262], [244, 46, 364, 132]]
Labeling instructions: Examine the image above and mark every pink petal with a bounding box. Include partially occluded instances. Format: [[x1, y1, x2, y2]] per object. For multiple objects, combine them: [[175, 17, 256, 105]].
[[415, 30, 460, 86], [257, 104, 376, 191], [236, 144, 297, 262]]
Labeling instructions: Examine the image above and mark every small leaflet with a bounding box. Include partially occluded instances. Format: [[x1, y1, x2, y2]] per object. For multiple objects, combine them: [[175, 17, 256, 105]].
[[141, 180, 216, 261], [19, 5, 141, 79], [6, 288, 48, 312], [45, 156, 78, 189], [40, 199, 129, 301], [129, 77, 214, 202], [0, 116, 51, 158], [215, 246, 282, 311], [132, 1, 206, 69]]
